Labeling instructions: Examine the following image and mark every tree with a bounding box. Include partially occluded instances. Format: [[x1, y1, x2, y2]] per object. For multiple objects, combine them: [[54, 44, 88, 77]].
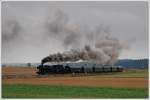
[[27, 63, 31, 67]]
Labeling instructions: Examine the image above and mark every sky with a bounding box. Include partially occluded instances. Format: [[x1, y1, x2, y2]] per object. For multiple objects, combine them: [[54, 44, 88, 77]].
[[2, 1, 148, 63]]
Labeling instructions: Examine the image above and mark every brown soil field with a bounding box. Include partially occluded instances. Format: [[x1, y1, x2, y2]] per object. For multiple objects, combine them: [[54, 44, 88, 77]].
[[2, 67, 37, 75], [2, 67, 148, 88]]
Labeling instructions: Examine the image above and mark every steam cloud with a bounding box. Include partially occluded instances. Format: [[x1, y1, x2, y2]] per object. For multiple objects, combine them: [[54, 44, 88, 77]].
[[42, 9, 122, 65]]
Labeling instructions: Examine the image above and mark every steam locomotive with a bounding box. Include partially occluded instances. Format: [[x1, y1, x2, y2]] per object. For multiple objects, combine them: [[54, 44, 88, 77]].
[[37, 61, 123, 75]]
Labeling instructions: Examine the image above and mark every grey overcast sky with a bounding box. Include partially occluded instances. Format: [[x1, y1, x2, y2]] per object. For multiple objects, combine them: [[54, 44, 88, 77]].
[[2, 1, 148, 63]]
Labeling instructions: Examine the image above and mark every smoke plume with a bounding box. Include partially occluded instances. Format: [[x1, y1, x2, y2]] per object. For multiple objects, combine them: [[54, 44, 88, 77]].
[[2, 20, 21, 43], [42, 9, 122, 65]]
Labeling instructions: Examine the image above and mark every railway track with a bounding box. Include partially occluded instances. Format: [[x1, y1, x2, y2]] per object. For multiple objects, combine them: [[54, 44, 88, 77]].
[[3, 74, 147, 79], [2, 72, 125, 79]]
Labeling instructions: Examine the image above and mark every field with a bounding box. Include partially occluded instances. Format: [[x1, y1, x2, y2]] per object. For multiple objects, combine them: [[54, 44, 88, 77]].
[[2, 84, 148, 98], [2, 67, 148, 98]]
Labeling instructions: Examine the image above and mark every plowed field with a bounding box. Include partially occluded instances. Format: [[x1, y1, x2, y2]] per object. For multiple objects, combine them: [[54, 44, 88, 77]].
[[2, 67, 148, 88]]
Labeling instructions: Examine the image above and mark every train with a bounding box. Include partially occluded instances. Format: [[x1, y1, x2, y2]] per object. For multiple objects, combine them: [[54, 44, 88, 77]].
[[37, 60, 123, 75]]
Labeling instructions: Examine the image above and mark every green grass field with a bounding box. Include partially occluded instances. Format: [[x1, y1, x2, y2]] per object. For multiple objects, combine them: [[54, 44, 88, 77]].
[[97, 69, 148, 78], [2, 84, 148, 98]]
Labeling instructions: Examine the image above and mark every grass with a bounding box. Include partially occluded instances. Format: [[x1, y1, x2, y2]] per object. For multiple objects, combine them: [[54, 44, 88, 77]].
[[118, 69, 148, 77], [94, 69, 148, 78], [2, 84, 148, 98]]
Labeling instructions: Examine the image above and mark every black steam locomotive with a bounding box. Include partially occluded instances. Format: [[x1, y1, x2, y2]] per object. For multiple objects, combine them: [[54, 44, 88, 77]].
[[37, 61, 123, 75]]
